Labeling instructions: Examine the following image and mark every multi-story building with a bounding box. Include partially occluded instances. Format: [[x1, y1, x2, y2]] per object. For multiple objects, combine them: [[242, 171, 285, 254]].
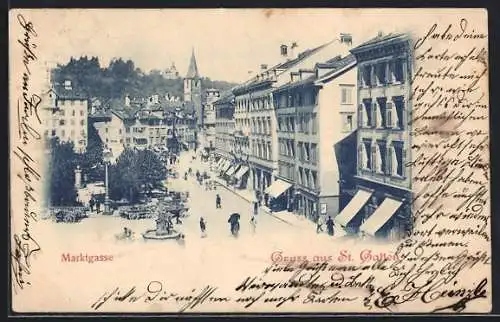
[[201, 88, 220, 152], [92, 109, 127, 162], [90, 95, 197, 157], [213, 93, 243, 183], [335, 33, 413, 240], [272, 54, 357, 220], [42, 80, 89, 153], [230, 34, 354, 205]]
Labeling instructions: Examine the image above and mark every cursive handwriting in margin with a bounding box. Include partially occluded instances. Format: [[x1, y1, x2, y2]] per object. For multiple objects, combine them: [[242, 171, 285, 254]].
[[11, 13, 42, 293]]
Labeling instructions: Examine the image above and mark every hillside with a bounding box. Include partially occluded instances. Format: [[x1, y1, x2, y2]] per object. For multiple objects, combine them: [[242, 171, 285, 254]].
[[52, 56, 239, 100]]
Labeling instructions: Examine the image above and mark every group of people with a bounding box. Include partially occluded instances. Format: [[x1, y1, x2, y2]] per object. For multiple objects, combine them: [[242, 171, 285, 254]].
[[89, 197, 102, 214], [316, 215, 335, 236]]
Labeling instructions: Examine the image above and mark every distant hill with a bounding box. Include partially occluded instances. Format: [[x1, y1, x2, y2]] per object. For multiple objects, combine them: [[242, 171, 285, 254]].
[[52, 56, 239, 100]]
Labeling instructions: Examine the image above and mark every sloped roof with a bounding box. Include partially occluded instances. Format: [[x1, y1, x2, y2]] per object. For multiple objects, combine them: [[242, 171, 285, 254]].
[[186, 49, 200, 78], [233, 40, 333, 94], [316, 54, 357, 82], [351, 33, 408, 53], [53, 84, 88, 100], [275, 54, 356, 92]]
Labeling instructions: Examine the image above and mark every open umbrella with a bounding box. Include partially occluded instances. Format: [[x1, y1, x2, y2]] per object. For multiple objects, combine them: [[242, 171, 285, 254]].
[[228, 213, 240, 224]]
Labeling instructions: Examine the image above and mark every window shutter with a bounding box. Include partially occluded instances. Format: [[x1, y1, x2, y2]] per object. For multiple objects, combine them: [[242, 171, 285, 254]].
[[386, 101, 393, 128], [372, 102, 378, 128], [357, 145, 363, 170], [371, 145, 377, 172], [387, 145, 393, 175], [402, 148, 407, 176], [370, 66, 375, 86], [358, 104, 364, 127], [401, 59, 407, 84]]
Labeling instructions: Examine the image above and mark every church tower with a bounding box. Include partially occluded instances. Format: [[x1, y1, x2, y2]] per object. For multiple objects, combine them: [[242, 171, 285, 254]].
[[184, 48, 202, 128]]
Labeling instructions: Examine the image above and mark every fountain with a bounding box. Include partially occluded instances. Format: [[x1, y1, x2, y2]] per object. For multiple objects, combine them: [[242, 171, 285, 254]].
[[142, 210, 181, 240]]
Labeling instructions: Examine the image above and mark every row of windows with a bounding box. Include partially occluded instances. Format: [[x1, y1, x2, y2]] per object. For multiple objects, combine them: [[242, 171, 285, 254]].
[[58, 100, 87, 106], [277, 163, 318, 190], [45, 129, 86, 139], [278, 161, 295, 181], [278, 139, 318, 164], [235, 96, 272, 113], [56, 119, 86, 126], [274, 89, 318, 109], [252, 140, 272, 161], [360, 59, 406, 88], [298, 167, 318, 190], [58, 109, 86, 117], [360, 96, 405, 129], [277, 113, 318, 134], [251, 117, 272, 135], [359, 140, 406, 177]]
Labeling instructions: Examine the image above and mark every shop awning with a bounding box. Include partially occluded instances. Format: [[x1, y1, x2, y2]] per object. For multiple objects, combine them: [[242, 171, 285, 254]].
[[215, 159, 225, 169], [225, 165, 238, 176], [359, 197, 403, 236], [265, 179, 292, 199], [234, 166, 249, 180], [220, 161, 232, 173], [334, 189, 373, 227]]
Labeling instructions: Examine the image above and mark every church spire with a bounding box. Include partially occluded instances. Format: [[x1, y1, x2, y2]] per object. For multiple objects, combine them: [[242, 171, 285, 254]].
[[186, 47, 200, 79]]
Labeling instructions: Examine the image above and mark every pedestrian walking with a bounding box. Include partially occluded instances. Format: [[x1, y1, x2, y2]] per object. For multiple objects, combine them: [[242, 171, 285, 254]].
[[316, 215, 325, 234], [89, 198, 95, 212], [216, 194, 222, 209], [200, 217, 207, 238], [326, 216, 335, 236], [96, 200, 101, 214], [250, 216, 257, 234], [253, 201, 259, 216]]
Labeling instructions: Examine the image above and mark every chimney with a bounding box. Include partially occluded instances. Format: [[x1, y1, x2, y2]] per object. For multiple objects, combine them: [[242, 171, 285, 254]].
[[290, 42, 298, 59], [340, 33, 353, 46], [64, 80, 72, 90], [280, 44, 288, 59]]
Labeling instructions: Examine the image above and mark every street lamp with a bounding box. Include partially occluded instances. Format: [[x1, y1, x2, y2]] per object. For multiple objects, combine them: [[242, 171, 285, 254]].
[[103, 146, 113, 215]]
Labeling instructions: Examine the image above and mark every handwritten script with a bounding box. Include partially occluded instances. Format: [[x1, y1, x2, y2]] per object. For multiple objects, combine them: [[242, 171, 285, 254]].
[[398, 17, 489, 312], [11, 13, 42, 293]]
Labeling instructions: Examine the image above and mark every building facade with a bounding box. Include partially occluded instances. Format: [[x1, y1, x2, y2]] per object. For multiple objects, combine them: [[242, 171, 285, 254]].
[[227, 35, 354, 205], [90, 95, 197, 158], [273, 54, 358, 220], [42, 80, 89, 153], [201, 88, 220, 152], [214, 93, 242, 183], [335, 33, 413, 240]]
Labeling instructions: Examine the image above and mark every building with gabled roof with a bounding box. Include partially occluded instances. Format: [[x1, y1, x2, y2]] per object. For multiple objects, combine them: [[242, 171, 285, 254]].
[[271, 53, 357, 220], [41, 80, 89, 153], [224, 34, 354, 203], [334, 32, 413, 241]]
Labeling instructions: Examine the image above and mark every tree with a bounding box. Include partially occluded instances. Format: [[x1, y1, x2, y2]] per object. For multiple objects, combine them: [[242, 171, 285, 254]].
[[108, 148, 166, 203], [48, 138, 78, 206], [52, 56, 239, 100]]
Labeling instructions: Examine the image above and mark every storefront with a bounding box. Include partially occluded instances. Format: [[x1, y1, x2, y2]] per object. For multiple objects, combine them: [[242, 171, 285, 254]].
[[233, 164, 250, 189], [335, 179, 412, 240], [265, 179, 292, 212]]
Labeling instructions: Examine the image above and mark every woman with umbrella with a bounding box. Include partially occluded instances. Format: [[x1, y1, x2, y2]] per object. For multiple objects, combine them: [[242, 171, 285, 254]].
[[228, 213, 240, 236]]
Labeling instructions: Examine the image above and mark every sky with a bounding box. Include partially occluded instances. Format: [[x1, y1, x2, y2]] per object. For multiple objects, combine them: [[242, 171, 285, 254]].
[[11, 8, 487, 84]]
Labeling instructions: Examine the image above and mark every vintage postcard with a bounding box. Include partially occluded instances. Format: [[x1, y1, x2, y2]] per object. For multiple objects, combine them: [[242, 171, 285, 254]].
[[9, 8, 490, 314]]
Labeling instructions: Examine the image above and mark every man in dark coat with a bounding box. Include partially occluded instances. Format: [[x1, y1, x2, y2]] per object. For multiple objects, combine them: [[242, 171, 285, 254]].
[[326, 216, 335, 236], [89, 198, 95, 212], [96, 200, 101, 214], [216, 194, 222, 209]]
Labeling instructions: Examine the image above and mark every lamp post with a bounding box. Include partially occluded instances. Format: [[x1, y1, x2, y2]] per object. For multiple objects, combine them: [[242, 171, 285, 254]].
[[103, 147, 113, 215]]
